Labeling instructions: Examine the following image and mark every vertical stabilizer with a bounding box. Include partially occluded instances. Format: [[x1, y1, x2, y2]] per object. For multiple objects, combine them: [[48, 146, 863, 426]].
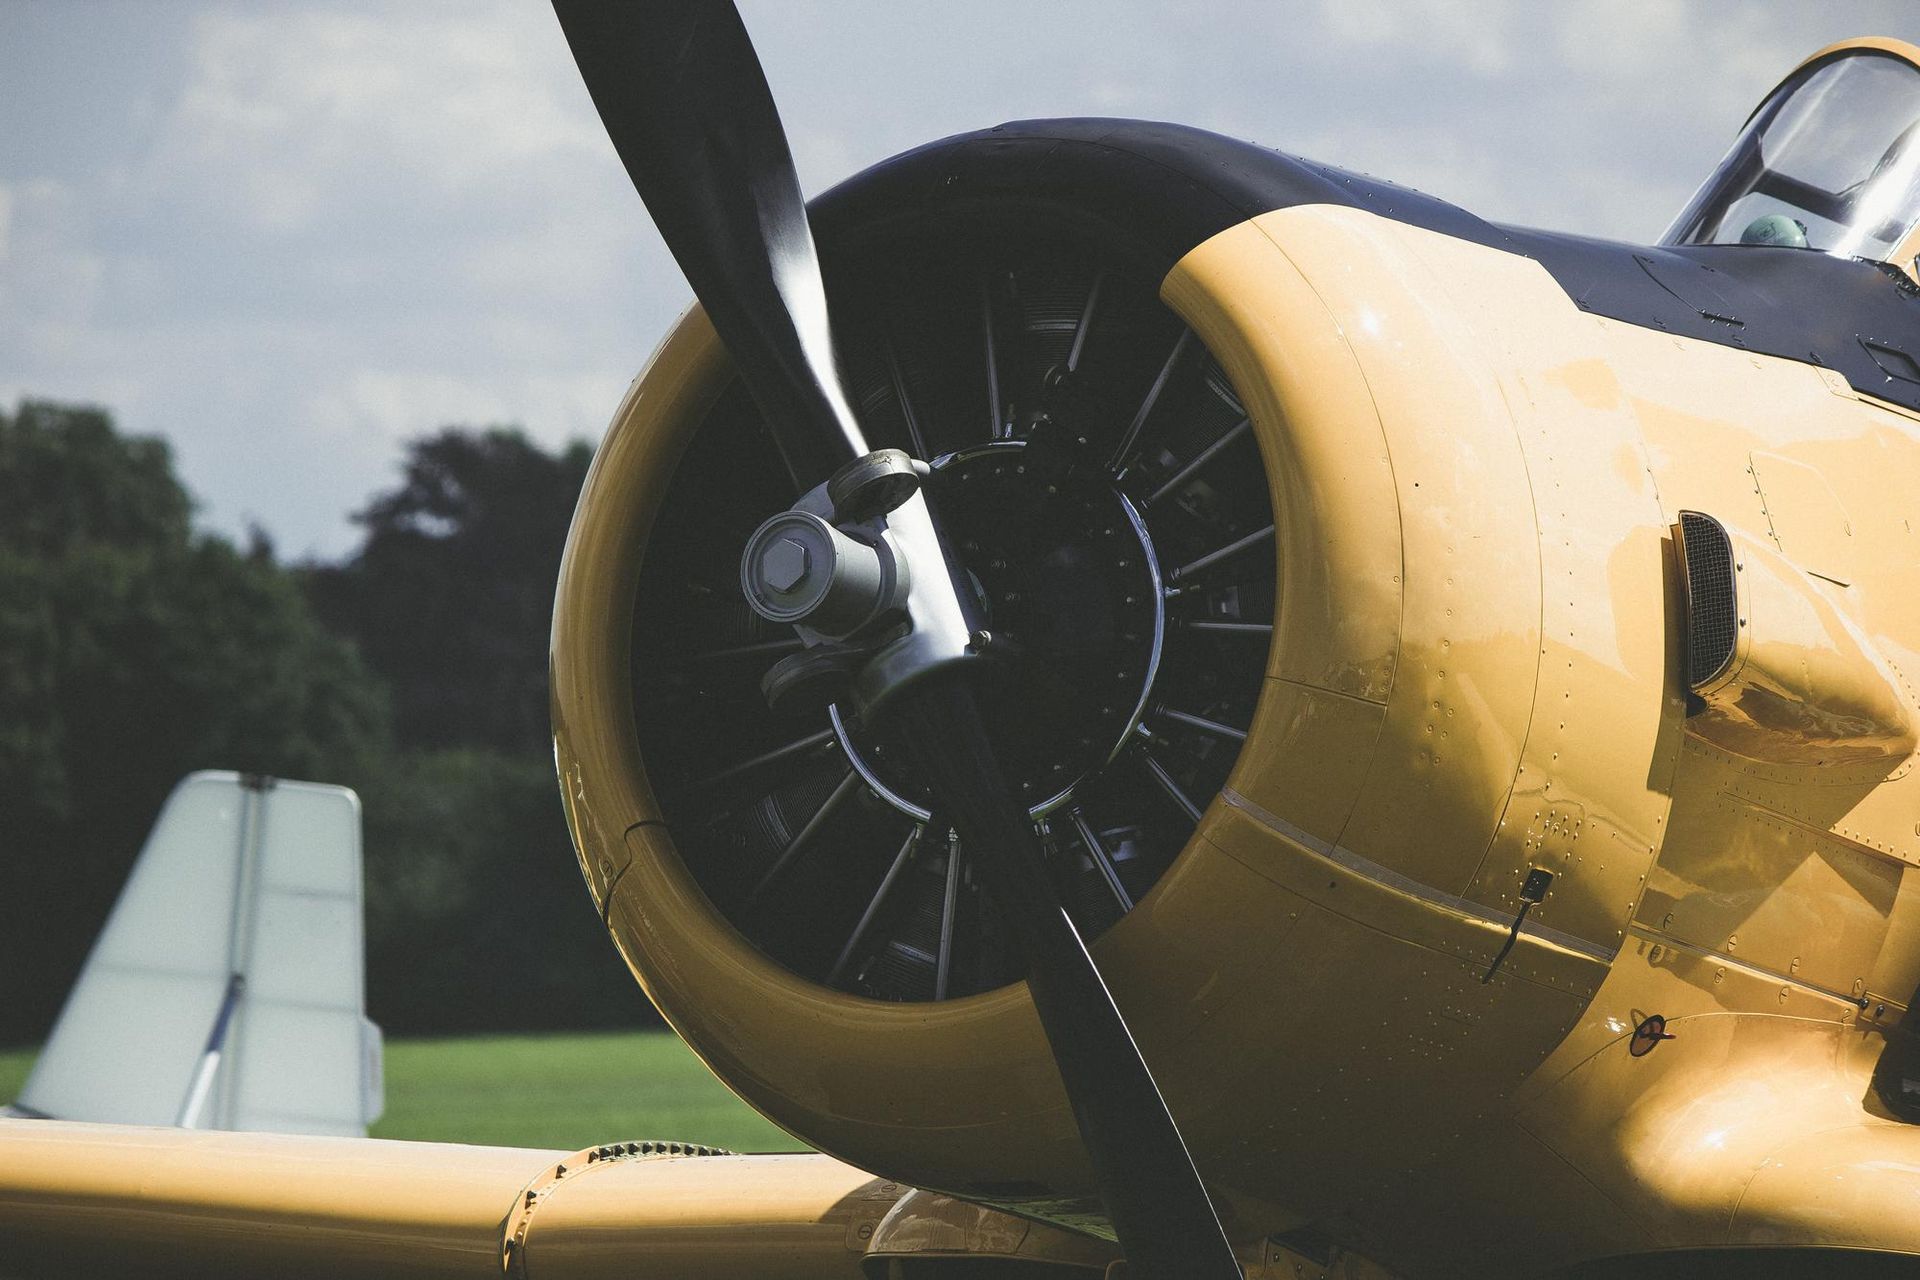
[[15, 772, 383, 1136]]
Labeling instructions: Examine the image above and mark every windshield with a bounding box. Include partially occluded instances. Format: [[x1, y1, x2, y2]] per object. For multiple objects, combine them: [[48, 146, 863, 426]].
[[1664, 51, 1920, 261]]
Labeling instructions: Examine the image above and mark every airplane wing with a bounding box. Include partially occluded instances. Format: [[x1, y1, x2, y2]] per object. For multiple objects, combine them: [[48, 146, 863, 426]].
[[7, 1095, 1920, 1276], [0, 1120, 1124, 1278]]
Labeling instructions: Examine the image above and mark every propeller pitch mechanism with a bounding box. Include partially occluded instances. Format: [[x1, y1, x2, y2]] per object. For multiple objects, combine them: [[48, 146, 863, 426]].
[[739, 448, 984, 719]]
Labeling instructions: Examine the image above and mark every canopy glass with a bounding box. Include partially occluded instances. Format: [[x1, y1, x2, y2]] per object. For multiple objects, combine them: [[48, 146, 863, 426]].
[[1666, 50, 1920, 261]]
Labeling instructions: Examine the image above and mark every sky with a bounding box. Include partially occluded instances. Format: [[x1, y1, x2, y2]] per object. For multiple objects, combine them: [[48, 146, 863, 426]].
[[3, 0, 1916, 560]]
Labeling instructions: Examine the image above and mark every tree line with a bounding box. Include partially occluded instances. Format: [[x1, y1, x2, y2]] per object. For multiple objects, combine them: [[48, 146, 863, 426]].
[[0, 399, 658, 1046]]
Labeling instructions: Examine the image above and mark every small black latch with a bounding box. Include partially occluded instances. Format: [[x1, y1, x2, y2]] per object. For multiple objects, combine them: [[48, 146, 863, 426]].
[[1482, 868, 1554, 984], [1629, 1012, 1676, 1057]]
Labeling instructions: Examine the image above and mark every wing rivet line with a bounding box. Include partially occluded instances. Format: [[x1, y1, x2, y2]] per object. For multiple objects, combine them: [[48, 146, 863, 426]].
[[501, 1141, 736, 1276]]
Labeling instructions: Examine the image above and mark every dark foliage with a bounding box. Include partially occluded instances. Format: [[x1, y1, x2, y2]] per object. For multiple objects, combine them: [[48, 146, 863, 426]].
[[303, 428, 594, 756], [0, 402, 649, 1047], [0, 401, 388, 1042], [352, 748, 655, 1035]]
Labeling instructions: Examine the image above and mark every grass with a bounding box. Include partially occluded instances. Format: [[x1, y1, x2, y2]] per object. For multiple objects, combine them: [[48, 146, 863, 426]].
[[0, 1048, 30, 1108], [2, 1030, 809, 1154]]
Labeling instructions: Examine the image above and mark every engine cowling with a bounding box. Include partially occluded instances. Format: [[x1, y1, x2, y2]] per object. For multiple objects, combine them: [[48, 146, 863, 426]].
[[551, 121, 1679, 1244]]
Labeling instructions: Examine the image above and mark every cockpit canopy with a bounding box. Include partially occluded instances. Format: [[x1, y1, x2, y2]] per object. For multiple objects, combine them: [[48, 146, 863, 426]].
[[1665, 45, 1920, 264]]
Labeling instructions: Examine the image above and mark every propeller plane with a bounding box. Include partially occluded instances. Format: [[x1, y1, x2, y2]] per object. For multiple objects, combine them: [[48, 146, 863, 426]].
[[9, 9, 1920, 1278]]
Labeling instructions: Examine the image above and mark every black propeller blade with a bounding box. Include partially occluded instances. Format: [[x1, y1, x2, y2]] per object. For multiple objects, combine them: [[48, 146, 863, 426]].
[[552, 0, 865, 490], [906, 681, 1244, 1278], [553, 3, 1241, 1273]]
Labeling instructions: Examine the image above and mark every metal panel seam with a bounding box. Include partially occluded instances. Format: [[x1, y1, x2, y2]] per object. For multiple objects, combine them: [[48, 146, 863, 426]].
[[1221, 787, 1612, 963]]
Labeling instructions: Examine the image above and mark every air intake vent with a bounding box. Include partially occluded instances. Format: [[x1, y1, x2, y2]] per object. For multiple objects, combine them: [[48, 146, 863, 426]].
[[1678, 510, 1738, 690]]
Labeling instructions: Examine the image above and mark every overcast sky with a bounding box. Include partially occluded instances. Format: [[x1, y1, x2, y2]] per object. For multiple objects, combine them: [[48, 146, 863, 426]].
[[4, 1, 1915, 559]]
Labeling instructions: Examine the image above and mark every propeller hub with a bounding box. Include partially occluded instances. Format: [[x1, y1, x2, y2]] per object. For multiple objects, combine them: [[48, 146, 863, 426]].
[[835, 441, 1164, 819], [740, 509, 902, 635]]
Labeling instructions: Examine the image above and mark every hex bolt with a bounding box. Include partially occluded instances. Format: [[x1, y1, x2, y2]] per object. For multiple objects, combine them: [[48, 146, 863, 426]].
[[762, 537, 812, 592], [742, 510, 890, 633]]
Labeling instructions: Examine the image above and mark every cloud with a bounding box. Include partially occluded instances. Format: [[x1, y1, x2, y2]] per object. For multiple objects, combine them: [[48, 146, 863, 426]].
[[0, 179, 108, 363], [1312, 0, 1516, 76], [3, 0, 1916, 555], [0, 0, 678, 555], [145, 5, 608, 235]]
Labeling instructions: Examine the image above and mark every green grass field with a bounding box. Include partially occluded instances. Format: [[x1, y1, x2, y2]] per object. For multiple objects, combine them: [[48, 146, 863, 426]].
[[0, 1030, 808, 1154], [0, 1047, 32, 1107]]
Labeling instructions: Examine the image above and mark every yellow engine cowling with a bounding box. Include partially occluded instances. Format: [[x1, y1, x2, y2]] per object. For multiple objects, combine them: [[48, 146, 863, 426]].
[[551, 125, 1689, 1248]]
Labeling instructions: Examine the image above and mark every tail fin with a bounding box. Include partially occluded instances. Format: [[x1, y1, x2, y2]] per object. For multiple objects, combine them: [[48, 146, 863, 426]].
[[15, 771, 384, 1136]]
